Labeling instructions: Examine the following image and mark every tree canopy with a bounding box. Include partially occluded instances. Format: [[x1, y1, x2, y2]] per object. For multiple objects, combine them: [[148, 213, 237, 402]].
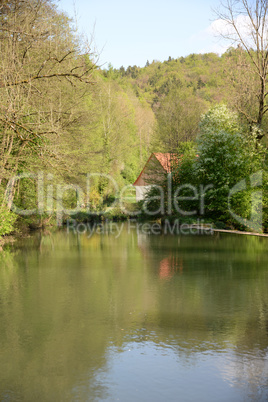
[[0, 0, 267, 235]]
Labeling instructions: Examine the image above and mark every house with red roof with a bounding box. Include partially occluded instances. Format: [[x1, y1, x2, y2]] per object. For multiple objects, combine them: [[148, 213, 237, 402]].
[[133, 153, 176, 201]]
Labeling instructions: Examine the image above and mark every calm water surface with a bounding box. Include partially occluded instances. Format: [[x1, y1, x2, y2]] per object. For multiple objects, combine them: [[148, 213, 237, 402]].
[[0, 224, 268, 401]]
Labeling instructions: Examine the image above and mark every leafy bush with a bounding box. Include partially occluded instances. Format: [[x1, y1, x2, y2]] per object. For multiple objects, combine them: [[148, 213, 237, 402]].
[[0, 206, 17, 236], [196, 105, 266, 229]]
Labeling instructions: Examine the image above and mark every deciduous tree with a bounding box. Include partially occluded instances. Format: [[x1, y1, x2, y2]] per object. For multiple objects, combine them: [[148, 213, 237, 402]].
[[154, 86, 208, 151], [0, 0, 95, 207], [214, 0, 268, 140]]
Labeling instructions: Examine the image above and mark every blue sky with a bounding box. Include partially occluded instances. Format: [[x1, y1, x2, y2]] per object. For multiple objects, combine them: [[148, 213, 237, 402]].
[[59, 0, 227, 68]]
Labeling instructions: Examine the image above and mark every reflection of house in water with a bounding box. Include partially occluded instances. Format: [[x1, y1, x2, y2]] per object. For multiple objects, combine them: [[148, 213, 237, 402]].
[[133, 153, 177, 201], [137, 231, 183, 279], [159, 256, 183, 279]]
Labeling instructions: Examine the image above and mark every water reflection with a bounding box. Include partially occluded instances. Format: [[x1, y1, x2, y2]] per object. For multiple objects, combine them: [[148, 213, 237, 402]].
[[0, 225, 267, 401]]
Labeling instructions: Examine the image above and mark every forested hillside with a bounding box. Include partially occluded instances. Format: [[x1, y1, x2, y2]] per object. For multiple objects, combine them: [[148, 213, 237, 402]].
[[112, 53, 229, 149], [0, 0, 267, 235]]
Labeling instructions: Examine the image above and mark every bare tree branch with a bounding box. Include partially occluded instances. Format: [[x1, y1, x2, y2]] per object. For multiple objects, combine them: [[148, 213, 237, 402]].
[[214, 0, 268, 138]]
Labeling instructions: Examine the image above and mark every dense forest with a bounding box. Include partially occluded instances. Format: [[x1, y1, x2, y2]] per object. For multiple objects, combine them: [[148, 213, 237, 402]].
[[0, 0, 267, 236]]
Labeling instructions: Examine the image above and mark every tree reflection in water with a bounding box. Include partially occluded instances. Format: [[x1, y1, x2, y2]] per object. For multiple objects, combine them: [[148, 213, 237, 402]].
[[0, 225, 267, 401]]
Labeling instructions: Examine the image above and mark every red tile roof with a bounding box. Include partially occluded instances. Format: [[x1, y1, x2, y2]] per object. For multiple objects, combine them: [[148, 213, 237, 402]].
[[133, 153, 177, 186], [153, 153, 175, 173]]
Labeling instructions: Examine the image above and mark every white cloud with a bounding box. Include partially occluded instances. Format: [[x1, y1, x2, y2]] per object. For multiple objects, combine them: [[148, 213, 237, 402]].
[[188, 21, 231, 56], [188, 14, 265, 56], [206, 18, 231, 36], [185, 12, 266, 57], [206, 15, 260, 48]]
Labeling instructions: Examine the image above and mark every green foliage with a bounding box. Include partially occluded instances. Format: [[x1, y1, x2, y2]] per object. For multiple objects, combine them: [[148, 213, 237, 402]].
[[263, 166, 268, 232], [195, 105, 266, 228], [115, 52, 228, 109], [173, 142, 200, 215], [0, 206, 17, 236], [175, 142, 198, 187], [0, 2, 267, 235], [154, 86, 209, 151], [199, 104, 240, 135]]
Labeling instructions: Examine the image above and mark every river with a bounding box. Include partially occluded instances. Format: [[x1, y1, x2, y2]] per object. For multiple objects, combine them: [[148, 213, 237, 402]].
[[0, 223, 268, 401]]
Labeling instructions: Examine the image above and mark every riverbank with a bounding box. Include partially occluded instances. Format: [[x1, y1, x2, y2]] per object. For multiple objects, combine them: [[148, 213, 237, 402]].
[[0, 235, 17, 248], [212, 228, 268, 237], [1, 210, 267, 248]]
